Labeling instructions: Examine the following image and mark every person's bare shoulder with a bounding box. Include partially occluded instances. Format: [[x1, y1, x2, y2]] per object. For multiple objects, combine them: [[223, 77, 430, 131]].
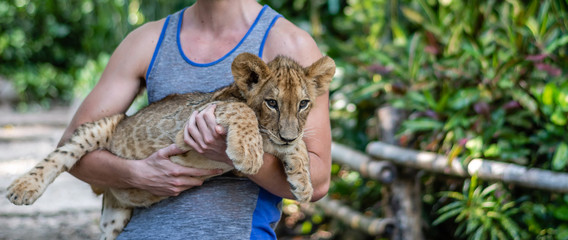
[[125, 18, 167, 48], [262, 18, 322, 67], [110, 18, 168, 78]]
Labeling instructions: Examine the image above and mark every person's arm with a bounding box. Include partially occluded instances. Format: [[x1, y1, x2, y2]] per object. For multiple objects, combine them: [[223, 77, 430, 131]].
[[64, 20, 220, 197], [183, 19, 332, 201], [254, 20, 332, 201]]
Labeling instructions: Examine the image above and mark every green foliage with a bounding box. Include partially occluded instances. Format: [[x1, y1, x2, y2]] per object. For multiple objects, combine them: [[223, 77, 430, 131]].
[[519, 194, 568, 239], [0, 0, 190, 109], [1, 0, 120, 108], [381, 0, 568, 168], [328, 163, 383, 214], [312, 0, 568, 167], [434, 175, 526, 240]]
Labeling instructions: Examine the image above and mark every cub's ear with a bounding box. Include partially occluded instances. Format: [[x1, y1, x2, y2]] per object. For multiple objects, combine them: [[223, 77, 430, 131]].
[[305, 56, 335, 96], [231, 53, 270, 96]]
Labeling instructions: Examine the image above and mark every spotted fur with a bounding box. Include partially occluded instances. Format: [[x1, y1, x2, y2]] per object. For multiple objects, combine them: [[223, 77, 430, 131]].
[[6, 52, 335, 240]]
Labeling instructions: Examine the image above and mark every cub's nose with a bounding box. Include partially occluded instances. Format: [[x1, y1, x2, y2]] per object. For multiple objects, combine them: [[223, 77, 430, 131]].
[[279, 135, 297, 143]]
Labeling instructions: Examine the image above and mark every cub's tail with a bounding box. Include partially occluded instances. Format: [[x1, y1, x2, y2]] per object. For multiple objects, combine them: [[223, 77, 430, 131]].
[[6, 114, 125, 205]]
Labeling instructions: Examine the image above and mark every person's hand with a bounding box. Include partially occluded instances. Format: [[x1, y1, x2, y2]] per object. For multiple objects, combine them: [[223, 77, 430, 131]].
[[129, 144, 223, 196], [183, 104, 233, 166]]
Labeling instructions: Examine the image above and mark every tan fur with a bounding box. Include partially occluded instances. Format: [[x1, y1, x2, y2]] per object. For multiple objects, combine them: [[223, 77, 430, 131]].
[[6, 53, 335, 239]]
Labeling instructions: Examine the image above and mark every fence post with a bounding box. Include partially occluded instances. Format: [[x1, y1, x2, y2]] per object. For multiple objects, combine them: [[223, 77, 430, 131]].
[[376, 105, 424, 240]]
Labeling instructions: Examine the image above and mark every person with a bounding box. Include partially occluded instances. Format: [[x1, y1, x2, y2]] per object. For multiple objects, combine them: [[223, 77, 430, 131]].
[[59, 0, 332, 239]]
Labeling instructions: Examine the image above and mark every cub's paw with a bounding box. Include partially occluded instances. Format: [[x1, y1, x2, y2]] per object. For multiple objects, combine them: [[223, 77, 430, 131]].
[[6, 176, 44, 205], [290, 180, 314, 203], [100, 218, 127, 240], [292, 185, 313, 203], [226, 133, 263, 175]]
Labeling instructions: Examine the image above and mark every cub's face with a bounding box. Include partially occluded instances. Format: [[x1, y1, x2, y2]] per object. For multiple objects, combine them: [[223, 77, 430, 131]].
[[231, 53, 335, 146]]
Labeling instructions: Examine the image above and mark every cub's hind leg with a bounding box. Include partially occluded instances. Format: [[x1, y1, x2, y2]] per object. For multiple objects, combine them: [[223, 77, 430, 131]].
[[99, 193, 133, 240], [6, 114, 125, 205]]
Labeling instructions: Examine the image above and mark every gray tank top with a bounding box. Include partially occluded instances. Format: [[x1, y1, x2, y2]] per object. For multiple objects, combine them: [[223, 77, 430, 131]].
[[118, 6, 283, 240]]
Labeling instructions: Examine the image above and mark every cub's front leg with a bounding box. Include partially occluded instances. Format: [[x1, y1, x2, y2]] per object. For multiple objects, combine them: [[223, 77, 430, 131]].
[[213, 102, 264, 175], [277, 140, 313, 203], [173, 102, 263, 175]]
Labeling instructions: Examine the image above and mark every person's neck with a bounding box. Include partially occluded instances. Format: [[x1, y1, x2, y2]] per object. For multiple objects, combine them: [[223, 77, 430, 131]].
[[186, 0, 262, 34]]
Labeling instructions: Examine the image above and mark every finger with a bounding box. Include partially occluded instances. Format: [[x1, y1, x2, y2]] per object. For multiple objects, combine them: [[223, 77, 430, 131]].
[[174, 166, 224, 178], [171, 177, 205, 190], [158, 159, 223, 177], [184, 118, 202, 153], [188, 110, 207, 150], [203, 105, 219, 137], [163, 177, 209, 196], [156, 144, 182, 158], [215, 125, 226, 135], [158, 178, 203, 197], [205, 104, 225, 136], [195, 110, 214, 147], [162, 144, 187, 157]]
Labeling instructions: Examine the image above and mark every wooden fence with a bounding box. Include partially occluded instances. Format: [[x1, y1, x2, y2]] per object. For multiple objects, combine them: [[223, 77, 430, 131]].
[[307, 141, 568, 239]]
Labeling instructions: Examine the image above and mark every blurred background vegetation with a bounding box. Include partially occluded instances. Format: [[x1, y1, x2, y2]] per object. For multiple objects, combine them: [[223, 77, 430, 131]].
[[1, 0, 568, 239]]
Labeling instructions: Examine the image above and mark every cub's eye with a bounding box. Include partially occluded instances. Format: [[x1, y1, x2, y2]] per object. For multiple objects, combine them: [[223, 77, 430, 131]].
[[299, 100, 310, 109], [265, 99, 278, 110]]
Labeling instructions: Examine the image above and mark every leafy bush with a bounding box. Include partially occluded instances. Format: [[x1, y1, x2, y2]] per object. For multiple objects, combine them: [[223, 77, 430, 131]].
[[0, 0, 189, 109], [434, 175, 525, 240]]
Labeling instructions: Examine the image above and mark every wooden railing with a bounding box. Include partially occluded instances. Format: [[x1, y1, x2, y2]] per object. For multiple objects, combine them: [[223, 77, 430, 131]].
[[367, 141, 568, 193], [309, 141, 568, 239]]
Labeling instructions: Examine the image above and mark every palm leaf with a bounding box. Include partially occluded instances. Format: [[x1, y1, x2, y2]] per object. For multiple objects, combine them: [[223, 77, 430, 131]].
[[433, 207, 464, 226], [479, 183, 499, 197], [437, 201, 465, 214], [499, 216, 522, 240], [439, 191, 466, 200]]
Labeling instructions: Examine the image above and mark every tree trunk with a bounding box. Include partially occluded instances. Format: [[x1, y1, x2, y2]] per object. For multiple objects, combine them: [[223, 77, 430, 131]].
[[375, 106, 424, 240]]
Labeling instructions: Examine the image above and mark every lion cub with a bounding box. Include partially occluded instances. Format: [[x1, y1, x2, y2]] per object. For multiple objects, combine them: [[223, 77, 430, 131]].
[[6, 52, 335, 239]]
